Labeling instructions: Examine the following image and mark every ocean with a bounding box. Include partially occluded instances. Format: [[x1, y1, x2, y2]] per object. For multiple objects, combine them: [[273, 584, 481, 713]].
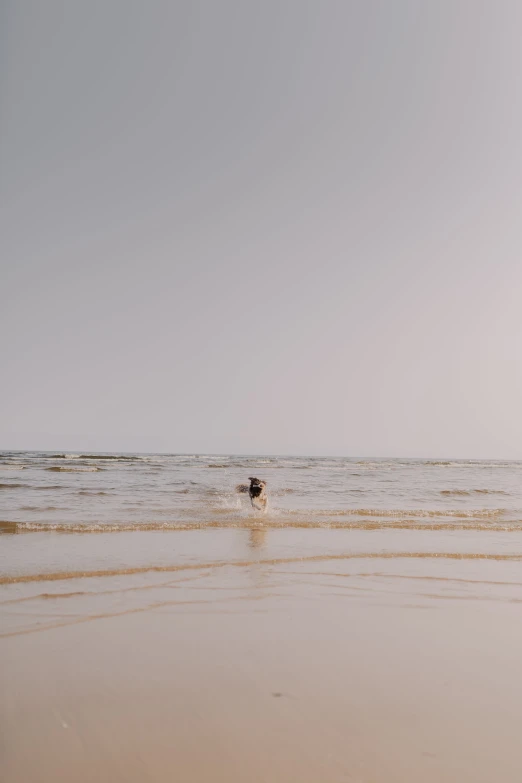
[[1, 451, 521, 534]]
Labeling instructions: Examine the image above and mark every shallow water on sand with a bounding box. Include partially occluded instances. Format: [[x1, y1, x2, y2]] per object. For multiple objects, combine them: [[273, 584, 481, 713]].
[[2, 451, 522, 586], [2, 453, 522, 782]]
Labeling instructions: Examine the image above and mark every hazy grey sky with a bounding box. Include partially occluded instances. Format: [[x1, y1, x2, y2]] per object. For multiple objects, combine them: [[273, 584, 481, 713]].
[[2, 1, 522, 457]]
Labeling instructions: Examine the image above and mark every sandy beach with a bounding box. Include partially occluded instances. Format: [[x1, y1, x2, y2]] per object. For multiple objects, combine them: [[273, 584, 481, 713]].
[[4, 0, 522, 777], [2, 526, 522, 783]]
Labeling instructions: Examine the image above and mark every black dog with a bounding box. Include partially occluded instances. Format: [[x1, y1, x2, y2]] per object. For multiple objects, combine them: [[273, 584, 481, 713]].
[[248, 477, 267, 511]]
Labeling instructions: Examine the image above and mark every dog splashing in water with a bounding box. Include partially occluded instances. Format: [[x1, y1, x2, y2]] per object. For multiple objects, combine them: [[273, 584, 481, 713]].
[[236, 478, 268, 511], [247, 477, 268, 511]]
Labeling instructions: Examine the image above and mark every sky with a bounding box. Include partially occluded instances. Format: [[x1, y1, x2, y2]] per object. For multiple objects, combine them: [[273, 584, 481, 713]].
[[2, 0, 522, 458]]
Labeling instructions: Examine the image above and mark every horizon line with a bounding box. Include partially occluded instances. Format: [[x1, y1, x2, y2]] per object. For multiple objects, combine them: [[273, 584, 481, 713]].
[[1, 449, 521, 462]]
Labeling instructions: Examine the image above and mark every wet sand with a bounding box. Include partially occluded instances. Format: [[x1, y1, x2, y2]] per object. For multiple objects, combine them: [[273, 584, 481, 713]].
[[2, 529, 522, 782]]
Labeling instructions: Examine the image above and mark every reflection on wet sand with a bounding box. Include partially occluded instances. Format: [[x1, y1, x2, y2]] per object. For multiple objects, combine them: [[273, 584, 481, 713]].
[[248, 527, 267, 549]]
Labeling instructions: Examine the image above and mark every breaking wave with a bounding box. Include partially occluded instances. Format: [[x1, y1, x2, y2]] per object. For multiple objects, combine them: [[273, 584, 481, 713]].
[[285, 507, 507, 519], [4, 515, 522, 534]]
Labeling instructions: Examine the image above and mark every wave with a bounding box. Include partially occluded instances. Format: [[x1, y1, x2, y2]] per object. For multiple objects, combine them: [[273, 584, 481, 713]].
[[207, 463, 250, 469], [45, 466, 101, 472], [440, 489, 509, 496], [34, 485, 68, 490], [1, 483, 71, 491], [5, 518, 522, 534], [352, 460, 520, 469], [430, 461, 520, 469], [47, 454, 144, 461], [283, 507, 507, 519], [80, 454, 153, 461]]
